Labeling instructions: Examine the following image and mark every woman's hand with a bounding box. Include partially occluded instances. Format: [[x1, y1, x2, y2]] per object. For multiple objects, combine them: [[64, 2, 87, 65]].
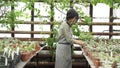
[[74, 40, 85, 48]]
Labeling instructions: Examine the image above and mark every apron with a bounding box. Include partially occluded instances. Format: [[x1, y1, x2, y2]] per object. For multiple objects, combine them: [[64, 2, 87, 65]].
[[55, 43, 72, 68]]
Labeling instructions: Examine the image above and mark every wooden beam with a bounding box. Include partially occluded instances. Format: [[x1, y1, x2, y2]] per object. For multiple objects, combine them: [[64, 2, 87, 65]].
[[92, 32, 120, 35], [19, 21, 51, 24], [25, 62, 88, 67], [42, 46, 81, 50], [78, 22, 120, 25], [0, 30, 52, 34], [0, 38, 46, 41], [9, 21, 120, 25]]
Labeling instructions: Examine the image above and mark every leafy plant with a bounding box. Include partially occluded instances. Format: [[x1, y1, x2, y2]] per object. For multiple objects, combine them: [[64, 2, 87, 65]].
[[79, 31, 93, 41], [72, 23, 93, 41], [0, 1, 23, 30], [84, 15, 92, 25], [0, 0, 41, 30], [45, 22, 59, 61], [72, 23, 81, 36]]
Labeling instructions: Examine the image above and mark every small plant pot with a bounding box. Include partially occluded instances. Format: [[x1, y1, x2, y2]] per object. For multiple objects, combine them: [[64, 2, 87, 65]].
[[32, 50, 36, 55], [0, 51, 4, 55], [87, 51, 92, 59], [9, 60, 15, 68], [7, 57, 12, 63], [39, 42, 46, 47], [0, 56, 5, 62], [35, 44, 41, 52], [112, 62, 117, 68], [20, 51, 32, 61], [82, 47, 87, 53], [14, 54, 21, 64], [93, 57, 101, 68]]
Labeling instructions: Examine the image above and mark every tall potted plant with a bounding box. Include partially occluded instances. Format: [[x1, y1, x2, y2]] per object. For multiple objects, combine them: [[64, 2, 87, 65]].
[[46, 22, 59, 62]]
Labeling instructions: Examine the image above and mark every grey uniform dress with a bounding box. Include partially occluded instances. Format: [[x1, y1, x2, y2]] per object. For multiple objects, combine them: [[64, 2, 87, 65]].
[[55, 22, 75, 68]]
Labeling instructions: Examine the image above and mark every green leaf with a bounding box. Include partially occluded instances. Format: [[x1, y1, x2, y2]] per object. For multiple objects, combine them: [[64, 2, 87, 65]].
[[72, 23, 81, 36], [84, 16, 92, 25]]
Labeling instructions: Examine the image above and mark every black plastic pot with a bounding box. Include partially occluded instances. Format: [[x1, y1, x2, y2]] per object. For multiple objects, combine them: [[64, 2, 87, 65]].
[[39, 42, 46, 47], [0, 51, 3, 55], [14, 54, 21, 65], [9, 60, 15, 68], [0, 56, 5, 62]]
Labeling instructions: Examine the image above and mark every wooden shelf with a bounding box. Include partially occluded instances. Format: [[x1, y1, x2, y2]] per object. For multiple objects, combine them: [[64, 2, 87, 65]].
[[34, 54, 85, 59]]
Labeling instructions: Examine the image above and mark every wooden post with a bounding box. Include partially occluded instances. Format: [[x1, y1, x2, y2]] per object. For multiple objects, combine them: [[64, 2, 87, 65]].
[[31, 2, 34, 39], [109, 8, 113, 39], [11, 0, 14, 37], [50, 2, 54, 38], [89, 3, 93, 32]]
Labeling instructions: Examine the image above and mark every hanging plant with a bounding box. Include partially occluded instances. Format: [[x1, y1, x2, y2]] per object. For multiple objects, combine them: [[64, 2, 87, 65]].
[[0, 0, 42, 30], [0, 0, 25, 30]]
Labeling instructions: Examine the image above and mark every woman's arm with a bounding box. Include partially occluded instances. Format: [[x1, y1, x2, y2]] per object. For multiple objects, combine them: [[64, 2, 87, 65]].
[[73, 40, 85, 48]]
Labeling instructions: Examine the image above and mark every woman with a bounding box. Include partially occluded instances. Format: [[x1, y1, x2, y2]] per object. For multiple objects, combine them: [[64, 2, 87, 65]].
[[55, 8, 85, 68]]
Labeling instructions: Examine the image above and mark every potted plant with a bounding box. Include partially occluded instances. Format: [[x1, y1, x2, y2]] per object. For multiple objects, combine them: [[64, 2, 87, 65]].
[[20, 42, 36, 61], [45, 22, 59, 62]]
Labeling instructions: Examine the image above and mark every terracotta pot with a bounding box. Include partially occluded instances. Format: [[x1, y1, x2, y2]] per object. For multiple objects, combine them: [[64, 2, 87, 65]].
[[112, 62, 117, 68], [93, 57, 101, 68], [35, 44, 41, 52], [83, 47, 87, 52], [87, 51, 92, 59], [84, 48, 88, 54], [32, 50, 36, 55], [20, 51, 32, 61]]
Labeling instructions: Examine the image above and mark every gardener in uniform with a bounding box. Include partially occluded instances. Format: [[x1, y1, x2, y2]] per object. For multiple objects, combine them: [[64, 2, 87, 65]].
[[55, 8, 85, 68]]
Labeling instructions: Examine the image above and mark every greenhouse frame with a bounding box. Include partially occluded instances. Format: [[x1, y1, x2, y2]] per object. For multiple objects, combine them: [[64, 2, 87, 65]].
[[0, 0, 120, 68]]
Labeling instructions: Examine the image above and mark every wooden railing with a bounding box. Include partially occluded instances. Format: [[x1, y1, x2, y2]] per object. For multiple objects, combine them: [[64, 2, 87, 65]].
[[0, 21, 120, 41]]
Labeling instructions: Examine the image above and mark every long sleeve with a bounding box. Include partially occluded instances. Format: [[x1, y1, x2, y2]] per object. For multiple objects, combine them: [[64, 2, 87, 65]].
[[58, 22, 75, 45], [62, 24, 74, 44]]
